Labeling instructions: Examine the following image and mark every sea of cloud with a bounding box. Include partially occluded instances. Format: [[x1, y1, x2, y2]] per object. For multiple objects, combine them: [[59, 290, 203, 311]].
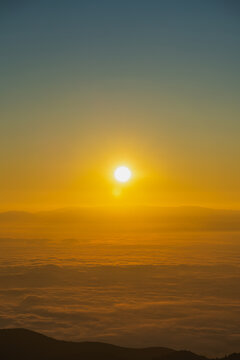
[[0, 224, 240, 357]]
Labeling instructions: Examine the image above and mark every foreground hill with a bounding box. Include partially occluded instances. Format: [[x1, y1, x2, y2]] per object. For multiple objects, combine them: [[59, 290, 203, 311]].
[[0, 329, 239, 360]]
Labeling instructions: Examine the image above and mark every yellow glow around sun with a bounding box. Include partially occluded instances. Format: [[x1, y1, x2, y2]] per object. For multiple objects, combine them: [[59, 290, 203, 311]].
[[114, 166, 132, 183]]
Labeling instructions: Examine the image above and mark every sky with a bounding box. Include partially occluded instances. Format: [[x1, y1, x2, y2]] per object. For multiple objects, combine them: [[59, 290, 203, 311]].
[[1, 0, 240, 210]]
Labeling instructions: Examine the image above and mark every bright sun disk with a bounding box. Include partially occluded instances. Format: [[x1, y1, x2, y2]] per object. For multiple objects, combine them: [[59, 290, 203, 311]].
[[114, 166, 132, 183]]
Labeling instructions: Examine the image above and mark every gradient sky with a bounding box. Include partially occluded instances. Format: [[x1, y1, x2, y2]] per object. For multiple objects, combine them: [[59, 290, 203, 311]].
[[1, 0, 240, 209]]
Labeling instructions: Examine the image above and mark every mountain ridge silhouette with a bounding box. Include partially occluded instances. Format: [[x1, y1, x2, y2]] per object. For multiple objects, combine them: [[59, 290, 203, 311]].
[[0, 328, 239, 360]]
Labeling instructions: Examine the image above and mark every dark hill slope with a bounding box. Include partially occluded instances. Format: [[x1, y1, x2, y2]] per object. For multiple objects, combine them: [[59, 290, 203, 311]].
[[0, 329, 239, 360], [0, 329, 175, 360]]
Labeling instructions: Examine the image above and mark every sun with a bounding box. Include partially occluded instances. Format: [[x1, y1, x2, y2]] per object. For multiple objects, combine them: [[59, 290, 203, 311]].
[[114, 166, 132, 183]]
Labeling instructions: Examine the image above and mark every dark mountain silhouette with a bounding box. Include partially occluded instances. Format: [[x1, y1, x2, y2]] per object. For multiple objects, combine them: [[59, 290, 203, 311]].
[[0, 329, 239, 360]]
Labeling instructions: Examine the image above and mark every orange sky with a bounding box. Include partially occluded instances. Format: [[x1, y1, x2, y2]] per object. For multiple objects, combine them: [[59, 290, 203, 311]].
[[1, 2, 240, 211]]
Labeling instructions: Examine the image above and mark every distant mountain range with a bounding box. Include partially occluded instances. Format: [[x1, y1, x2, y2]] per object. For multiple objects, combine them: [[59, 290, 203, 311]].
[[1, 206, 240, 232], [0, 329, 239, 360]]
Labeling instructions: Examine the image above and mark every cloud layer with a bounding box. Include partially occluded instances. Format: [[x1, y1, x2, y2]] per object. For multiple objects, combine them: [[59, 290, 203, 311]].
[[1, 226, 240, 357]]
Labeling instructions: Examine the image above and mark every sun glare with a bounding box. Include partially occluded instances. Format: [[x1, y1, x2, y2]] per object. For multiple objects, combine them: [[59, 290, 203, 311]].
[[114, 166, 132, 183]]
